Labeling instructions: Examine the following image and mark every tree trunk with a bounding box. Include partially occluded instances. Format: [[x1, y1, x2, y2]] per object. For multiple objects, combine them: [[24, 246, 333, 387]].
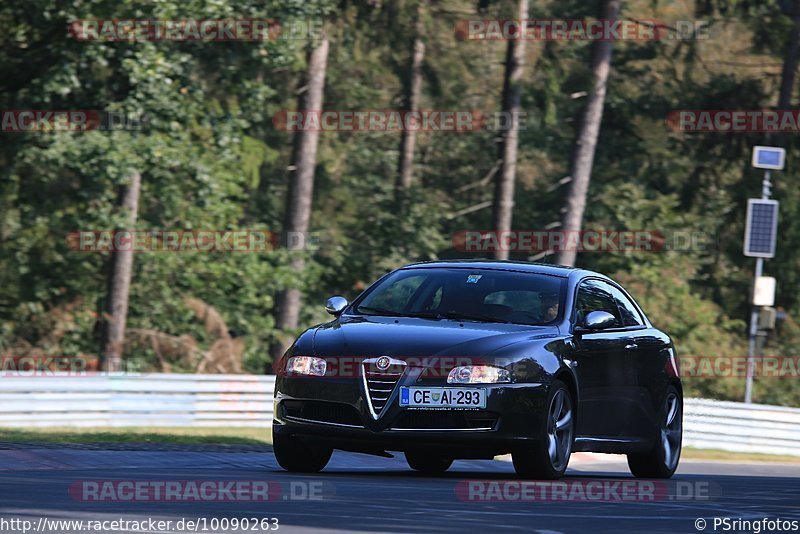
[[396, 2, 426, 194], [270, 35, 330, 363], [776, 0, 800, 147], [99, 171, 141, 372], [491, 0, 529, 260], [557, 0, 620, 267]]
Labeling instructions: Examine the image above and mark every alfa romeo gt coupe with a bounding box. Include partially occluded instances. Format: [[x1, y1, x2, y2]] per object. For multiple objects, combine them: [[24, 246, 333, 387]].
[[272, 261, 682, 479]]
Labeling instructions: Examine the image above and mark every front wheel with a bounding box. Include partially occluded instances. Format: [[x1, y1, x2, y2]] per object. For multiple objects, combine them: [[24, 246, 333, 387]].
[[512, 379, 574, 480], [405, 451, 453, 474], [273, 433, 332, 473], [627, 385, 682, 479]]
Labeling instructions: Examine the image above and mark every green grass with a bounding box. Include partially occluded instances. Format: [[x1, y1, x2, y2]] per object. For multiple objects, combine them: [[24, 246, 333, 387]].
[[681, 446, 800, 464], [0, 426, 273, 446]]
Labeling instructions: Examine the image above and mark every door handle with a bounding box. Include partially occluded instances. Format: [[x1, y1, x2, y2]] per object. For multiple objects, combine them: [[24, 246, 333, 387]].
[[624, 343, 639, 351]]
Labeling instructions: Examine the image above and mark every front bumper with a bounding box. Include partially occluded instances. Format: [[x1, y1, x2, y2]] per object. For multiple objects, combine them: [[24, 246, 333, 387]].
[[273, 377, 550, 457]]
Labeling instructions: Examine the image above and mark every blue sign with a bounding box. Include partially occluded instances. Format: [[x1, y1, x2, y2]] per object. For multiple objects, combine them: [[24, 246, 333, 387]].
[[752, 146, 785, 170]]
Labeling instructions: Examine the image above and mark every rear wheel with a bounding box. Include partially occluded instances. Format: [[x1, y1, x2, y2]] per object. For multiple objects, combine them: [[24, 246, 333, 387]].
[[273, 433, 333, 473], [405, 451, 453, 474], [627, 386, 682, 479], [512, 379, 574, 480]]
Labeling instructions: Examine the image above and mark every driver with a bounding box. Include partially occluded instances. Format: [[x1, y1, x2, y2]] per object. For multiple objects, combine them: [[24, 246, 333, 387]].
[[540, 293, 560, 322]]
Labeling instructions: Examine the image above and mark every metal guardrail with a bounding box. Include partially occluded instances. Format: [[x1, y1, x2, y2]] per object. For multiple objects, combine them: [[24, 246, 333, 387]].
[[0, 374, 274, 427], [1, 373, 798, 456], [683, 397, 800, 457]]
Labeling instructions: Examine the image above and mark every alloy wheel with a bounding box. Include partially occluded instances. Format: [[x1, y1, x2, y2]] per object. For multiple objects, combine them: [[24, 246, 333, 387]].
[[546, 387, 574, 471], [661, 392, 682, 471]]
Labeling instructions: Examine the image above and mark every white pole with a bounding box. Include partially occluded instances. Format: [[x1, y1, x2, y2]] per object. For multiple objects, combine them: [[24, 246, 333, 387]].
[[744, 170, 771, 403]]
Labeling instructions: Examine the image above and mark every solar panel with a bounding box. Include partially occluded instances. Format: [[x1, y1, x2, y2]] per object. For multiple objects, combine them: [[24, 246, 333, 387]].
[[744, 199, 779, 258]]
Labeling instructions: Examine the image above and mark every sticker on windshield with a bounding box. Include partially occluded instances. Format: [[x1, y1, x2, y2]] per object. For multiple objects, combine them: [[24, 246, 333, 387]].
[[466, 274, 482, 284]]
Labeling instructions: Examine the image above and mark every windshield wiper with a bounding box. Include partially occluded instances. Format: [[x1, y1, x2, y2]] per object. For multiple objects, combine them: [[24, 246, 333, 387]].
[[435, 311, 510, 324], [356, 307, 451, 320], [356, 307, 508, 324]]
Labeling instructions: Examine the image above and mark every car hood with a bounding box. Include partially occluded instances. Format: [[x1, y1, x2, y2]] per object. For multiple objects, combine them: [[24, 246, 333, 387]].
[[312, 315, 560, 359]]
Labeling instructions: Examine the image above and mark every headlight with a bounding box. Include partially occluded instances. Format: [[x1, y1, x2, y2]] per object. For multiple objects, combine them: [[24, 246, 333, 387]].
[[286, 356, 327, 377], [447, 365, 510, 384]]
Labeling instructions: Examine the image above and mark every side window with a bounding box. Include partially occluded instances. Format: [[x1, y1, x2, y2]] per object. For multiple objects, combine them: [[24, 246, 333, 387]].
[[575, 280, 621, 327], [606, 284, 644, 327], [362, 275, 426, 312]]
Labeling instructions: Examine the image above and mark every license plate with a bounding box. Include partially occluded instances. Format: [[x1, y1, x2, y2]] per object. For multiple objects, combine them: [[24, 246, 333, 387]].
[[399, 387, 486, 408]]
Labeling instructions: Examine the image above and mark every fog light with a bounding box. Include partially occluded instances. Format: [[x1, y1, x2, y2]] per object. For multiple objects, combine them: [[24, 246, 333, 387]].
[[447, 365, 510, 384], [286, 356, 327, 377]]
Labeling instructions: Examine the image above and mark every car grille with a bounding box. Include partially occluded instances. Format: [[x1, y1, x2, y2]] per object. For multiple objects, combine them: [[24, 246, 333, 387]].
[[281, 400, 362, 427], [392, 410, 499, 430], [363, 360, 405, 416]]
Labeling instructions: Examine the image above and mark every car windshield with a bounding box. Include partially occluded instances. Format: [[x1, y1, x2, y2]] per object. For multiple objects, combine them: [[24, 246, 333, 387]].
[[354, 268, 565, 326]]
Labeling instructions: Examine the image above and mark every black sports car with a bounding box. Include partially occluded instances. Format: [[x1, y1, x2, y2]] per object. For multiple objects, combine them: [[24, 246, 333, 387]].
[[272, 260, 682, 479]]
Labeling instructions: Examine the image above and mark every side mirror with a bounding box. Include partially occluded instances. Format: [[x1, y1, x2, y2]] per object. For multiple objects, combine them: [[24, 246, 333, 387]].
[[325, 296, 349, 316], [583, 310, 616, 331]]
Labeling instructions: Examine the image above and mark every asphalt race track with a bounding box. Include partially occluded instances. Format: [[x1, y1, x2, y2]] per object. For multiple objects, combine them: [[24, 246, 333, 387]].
[[0, 442, 798, 533]]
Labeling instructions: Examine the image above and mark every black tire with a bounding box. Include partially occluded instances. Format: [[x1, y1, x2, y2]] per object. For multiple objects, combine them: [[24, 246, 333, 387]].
[[512, 379, 574, 480], [627, 385, 682, 479], [273, 433, 333, 473], [405, 451, 453, 474]]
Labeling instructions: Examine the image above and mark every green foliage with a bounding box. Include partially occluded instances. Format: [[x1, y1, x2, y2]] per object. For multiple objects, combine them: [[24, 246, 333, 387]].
[[2, 0, 800, 407]]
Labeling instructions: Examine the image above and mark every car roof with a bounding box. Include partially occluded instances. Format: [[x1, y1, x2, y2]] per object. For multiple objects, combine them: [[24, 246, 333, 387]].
[[399, 259, 607, 280]]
